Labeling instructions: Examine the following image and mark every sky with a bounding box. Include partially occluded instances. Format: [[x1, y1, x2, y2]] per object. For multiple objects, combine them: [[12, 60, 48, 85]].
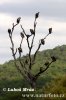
[[0, 0, 66, 64]]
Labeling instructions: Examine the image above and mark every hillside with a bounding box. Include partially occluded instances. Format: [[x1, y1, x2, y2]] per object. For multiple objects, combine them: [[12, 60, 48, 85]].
[[0, 45, 66, 100]]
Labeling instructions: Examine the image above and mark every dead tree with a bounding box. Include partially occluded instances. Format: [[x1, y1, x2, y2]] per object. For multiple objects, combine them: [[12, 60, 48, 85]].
[[8, 12, 56, 88]]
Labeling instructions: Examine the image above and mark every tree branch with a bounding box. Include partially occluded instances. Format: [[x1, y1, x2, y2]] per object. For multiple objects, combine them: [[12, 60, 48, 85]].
[[34, 61, 53, 81], [8, 13, 55, 88]]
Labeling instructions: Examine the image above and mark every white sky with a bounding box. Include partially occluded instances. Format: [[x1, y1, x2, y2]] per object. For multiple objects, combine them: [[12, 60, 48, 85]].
[[0, 0, 66, 64]]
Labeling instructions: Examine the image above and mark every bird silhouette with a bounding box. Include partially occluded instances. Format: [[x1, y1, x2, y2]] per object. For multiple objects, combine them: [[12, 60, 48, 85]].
[[41, 39, 45, 45], [40, 67, 43, 72], [35, 12, 39, 19], [51, 56, 56, 62], [18, 47, 22, 53], [25, 59, 28, 64], [30, 29, 35, 35], [17, 17, 21, 24], [20, 32, 24, 38], [8, 29, 11, 34], [45, 62, 49, 66], [49, 28, 52, 34]]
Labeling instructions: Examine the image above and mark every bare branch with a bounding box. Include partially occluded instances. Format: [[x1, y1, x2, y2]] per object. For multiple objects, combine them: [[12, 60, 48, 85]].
[[28, 13, 38, 69], [34, 42, 41, 62], [8, 13, 55, 88], [20, 25, 27, 36]]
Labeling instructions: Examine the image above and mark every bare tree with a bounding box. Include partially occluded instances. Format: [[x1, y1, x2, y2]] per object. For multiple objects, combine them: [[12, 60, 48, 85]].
[[8, 12, 56, 88]]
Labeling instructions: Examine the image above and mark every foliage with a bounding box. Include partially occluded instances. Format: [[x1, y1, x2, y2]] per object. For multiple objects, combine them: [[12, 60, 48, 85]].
[[0, 45, 66, 100]]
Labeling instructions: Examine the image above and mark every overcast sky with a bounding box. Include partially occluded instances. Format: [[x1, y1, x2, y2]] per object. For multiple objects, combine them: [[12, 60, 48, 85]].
[[0, 0, 66, 64]]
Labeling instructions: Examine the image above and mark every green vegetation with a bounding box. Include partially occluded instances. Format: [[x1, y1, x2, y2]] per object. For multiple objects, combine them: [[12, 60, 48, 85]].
[[0, 45, 66, 100]]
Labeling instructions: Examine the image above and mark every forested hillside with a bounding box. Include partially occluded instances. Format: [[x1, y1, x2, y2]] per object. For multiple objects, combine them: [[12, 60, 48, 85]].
[[0, 45, 66, 100]]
